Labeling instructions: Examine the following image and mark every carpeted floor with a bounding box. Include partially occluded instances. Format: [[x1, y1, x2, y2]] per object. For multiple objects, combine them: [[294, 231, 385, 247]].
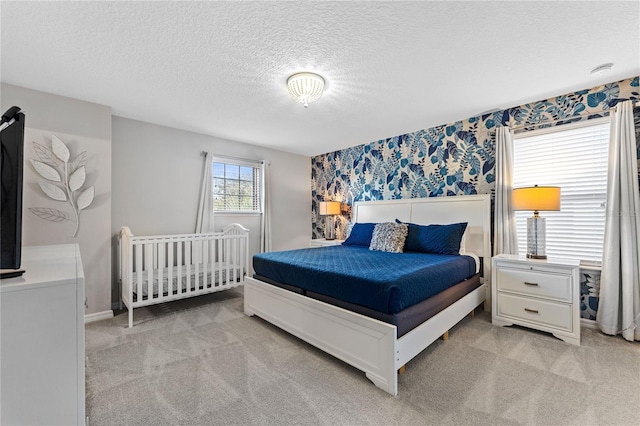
[[85, 289, 640, 425]]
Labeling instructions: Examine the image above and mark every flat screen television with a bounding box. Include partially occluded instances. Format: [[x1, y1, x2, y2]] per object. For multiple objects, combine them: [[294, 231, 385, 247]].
[[0, 106, 25, 278]]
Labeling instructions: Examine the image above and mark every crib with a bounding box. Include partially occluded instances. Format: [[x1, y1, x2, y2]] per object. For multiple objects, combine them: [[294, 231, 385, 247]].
[[118, 224, 250, 327]]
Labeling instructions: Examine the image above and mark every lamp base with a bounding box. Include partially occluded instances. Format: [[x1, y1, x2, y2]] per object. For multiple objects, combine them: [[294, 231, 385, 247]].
[[325, 216, 336, 240], [526, 254, 547, 260], [526, 215, 547, 259]]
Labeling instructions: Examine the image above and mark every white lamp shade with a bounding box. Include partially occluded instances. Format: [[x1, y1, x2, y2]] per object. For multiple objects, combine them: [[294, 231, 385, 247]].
[[319, 201, 341, 216], [512, 186, 561, 212]]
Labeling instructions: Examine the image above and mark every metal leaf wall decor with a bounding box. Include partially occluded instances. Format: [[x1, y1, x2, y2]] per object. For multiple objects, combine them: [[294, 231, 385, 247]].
[[29, 134, 94, 237]]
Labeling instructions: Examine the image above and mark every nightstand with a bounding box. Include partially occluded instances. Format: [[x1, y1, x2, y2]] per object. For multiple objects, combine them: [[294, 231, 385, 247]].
[[492, 254, 581, 345], [309, 239, 344, 248]]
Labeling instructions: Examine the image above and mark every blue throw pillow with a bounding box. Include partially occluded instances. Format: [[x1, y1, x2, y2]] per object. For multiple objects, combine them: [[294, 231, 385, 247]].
[[342, 222, 376, 247], [405, 222, 468, 255]]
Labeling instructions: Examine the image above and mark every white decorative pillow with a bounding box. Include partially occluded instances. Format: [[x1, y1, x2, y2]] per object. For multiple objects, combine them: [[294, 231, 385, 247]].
[[369, 222, 408, 253]]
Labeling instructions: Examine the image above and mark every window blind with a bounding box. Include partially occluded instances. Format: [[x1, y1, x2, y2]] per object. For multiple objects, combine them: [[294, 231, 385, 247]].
[[212, 157, 262, 212], [512, 119, 610, 262]]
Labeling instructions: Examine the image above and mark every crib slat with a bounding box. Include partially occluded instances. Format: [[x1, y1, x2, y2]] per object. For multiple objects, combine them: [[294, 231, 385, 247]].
[[232, 236, 238, 283], [157, 242, 165, 298], [228, 236, 233, 285], [136, 244, 143, 302], [208, 238, 214, 288], [210, 238, 215, 288], [213, 238, 218, 287], [145, 244, 153, 300], [185, 241, 191, 294], [217, 238, 223, 287], [194, 238, 200, 291], [167, 242, 173, 296], [176, 241, 182, 295], [225, 237, 231, 288], [201, 238, 207, 288]]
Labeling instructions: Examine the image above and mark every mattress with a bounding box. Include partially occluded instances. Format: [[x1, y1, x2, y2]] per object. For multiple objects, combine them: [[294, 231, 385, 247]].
[[252, 245, 476, 315], [131, 263, 242, 298]]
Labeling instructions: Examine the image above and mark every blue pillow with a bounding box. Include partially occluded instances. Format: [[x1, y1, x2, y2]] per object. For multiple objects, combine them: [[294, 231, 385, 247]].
[[342, 223, 376, 247], [405, 222, 468, 255]]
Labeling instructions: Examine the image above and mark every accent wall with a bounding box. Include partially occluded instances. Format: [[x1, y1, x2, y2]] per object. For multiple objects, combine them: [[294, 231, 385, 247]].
[[311, 76, 640, 321]]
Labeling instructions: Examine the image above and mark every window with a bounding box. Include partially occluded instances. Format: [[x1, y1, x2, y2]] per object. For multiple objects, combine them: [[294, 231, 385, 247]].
[[212, 158, 261, 212], [512, 119, 610, 262]]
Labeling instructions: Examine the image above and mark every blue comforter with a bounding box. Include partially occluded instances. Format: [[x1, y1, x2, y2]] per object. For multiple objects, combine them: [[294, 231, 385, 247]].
[[253, 245, 476, 314]]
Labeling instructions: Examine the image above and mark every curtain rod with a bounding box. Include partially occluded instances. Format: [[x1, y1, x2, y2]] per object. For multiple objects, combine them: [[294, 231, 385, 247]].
[[201, 151, 266, 165]]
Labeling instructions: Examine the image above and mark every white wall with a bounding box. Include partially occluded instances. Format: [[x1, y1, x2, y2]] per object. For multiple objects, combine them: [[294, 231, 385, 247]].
[[111, 117, 311, 301], [1, 83, 112, 315]]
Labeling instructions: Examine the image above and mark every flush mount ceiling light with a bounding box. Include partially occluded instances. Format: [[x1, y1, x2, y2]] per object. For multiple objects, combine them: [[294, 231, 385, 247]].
[[287, 72, 325, 108], [590, 63, 614, 75]]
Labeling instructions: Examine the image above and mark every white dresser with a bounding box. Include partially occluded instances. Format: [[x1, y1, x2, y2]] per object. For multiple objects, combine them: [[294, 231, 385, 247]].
[[1, 244, 85, 425], [492, 254, 581, 345]]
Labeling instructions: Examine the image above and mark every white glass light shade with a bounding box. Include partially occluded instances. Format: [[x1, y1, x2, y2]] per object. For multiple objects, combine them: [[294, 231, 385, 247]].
[[287, 72, 325, 108]]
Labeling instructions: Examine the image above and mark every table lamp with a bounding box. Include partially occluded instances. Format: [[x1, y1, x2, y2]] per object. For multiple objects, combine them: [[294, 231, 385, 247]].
[[512, 185, 561, 259], [319, 201, 341, 240]]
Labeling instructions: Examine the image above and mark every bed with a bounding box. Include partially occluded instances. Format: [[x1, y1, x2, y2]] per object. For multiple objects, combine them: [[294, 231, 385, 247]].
[[244, 194, 491, 395], [119, 223, 249, 328]]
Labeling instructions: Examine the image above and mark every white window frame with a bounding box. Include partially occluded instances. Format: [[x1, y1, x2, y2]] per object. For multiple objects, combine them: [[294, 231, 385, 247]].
[[512, 117, 610, 263], [212, 156, 262, 214]]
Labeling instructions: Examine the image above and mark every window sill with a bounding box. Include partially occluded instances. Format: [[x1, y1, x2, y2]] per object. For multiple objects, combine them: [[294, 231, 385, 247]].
[[214, 211, 262, 216]]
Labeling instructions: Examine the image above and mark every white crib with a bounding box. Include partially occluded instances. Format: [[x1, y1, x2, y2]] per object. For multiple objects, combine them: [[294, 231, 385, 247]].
[[118, 224, 250, 328]]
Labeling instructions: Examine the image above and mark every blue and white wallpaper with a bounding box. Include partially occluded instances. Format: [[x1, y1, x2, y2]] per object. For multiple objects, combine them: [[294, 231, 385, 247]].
[[311, 76, 640, 321]]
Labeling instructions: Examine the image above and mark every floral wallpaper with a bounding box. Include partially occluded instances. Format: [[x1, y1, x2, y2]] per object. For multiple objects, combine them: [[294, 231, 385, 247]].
[[580, 271, 600, 321], [311, 76, 640, 321]]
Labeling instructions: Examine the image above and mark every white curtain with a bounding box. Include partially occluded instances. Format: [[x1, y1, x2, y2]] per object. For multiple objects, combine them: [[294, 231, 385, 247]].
[[596, 100, 640, 341], [260, 160, 272, 252], [195, 151, 214, 233], [493, 126, 519, 255]]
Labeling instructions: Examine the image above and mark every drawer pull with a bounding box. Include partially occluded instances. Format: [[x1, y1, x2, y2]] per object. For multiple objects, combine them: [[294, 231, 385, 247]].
[[524, 281, 539, 287], [524, 308, 539, 314]]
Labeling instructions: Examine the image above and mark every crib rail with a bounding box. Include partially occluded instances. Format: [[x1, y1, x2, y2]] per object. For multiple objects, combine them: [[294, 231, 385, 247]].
[[119, 224, 250, 327]]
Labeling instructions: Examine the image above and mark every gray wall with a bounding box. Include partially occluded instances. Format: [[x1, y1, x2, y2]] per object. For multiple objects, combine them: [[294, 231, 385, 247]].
[[1, 83, 112, 315], [111, 117, 311, 303]]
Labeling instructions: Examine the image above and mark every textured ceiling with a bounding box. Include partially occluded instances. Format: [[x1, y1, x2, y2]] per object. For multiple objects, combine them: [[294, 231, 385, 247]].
[[1, 1, 639, 156]]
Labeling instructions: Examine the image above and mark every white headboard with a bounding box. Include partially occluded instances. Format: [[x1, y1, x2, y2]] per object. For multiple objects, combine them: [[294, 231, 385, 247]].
[[352, 194, 491, 283]]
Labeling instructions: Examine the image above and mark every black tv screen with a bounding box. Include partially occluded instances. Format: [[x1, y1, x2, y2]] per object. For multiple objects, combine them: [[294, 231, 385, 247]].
[[0, 107, 25, 271]]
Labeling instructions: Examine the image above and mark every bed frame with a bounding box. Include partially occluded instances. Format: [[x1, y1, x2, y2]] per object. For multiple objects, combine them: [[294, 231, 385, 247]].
[[244, 194, 491, 396], [119, 223, 249, 328]]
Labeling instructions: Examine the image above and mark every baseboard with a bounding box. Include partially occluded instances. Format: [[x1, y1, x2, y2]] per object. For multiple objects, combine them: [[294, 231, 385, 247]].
[[84, 310, 114, 324], [581, 318, 598, 330]]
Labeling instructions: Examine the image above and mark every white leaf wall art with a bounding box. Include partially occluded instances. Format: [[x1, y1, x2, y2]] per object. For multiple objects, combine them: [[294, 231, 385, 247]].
[[33, 142, 64, 169], [51, 134, 70, 162], [38, 179, 67, 201], [30, 160, 61, 182], [69, 166, 86, 191], [30, 135, 95, 237], [68, 151, 87, 174], [77, 186, 94, 211], [28, 207, 71, 223]]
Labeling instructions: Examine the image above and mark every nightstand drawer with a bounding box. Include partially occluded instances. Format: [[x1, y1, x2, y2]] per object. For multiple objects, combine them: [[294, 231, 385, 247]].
[[309, 239, 344, 248], [497, 268, 571, 302], [497, 293, 572, 332]]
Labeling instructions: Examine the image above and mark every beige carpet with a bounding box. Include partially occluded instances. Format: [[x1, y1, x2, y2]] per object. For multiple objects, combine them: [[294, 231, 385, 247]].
[[86, 289, 640, 425]]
